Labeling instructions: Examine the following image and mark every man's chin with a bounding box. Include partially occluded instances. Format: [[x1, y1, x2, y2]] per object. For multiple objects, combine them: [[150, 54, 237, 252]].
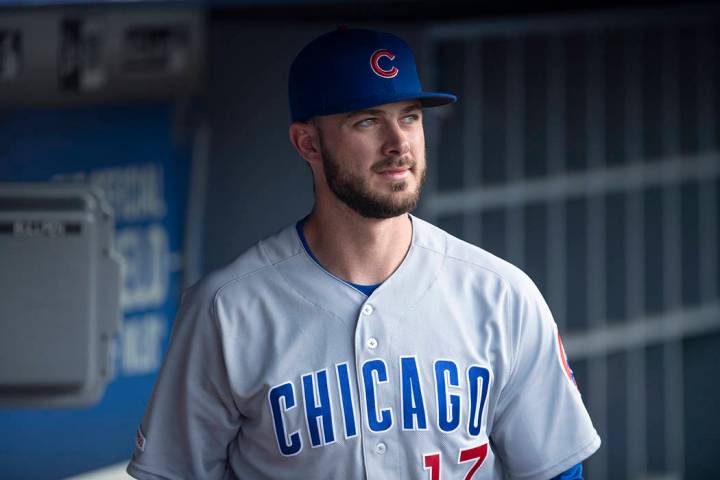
[[374, 177, 417, 194], [355, 195, 420, 219], [356, 209, 414, 220]]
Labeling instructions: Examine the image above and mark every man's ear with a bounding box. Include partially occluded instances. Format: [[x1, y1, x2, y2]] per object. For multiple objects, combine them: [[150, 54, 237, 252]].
[[289, 121, 322, 165]]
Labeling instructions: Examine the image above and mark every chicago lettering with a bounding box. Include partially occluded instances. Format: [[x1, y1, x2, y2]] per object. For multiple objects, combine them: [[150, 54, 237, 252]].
[[268, 358, 491, 456]]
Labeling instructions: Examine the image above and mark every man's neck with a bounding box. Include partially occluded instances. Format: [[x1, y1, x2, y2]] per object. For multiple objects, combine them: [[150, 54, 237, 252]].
[[302, 202, 413, 286]]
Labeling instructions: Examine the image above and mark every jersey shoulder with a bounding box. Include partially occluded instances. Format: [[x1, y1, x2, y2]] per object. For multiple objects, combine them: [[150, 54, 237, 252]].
[[412, 215, 539, 297], [181, 222, 301, 307]]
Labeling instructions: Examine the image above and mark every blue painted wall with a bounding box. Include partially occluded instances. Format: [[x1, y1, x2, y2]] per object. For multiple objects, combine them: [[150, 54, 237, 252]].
[[0, 103, 191, 479]]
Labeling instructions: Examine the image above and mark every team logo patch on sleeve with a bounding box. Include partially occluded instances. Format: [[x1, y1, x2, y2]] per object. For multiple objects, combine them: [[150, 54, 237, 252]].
[[135, 425, 146, 452], [556, 331, 578, 388]]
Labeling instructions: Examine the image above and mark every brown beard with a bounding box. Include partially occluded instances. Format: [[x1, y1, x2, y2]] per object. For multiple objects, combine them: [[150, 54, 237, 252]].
[[319, 137, 426, 219]]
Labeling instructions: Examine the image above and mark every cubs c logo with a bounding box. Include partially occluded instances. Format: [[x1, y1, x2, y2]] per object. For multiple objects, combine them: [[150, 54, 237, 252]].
[[370, 49, 399, 78]]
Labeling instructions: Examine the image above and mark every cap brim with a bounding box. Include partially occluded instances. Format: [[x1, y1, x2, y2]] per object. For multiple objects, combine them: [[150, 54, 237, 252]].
[[416, 92, 458, 107]]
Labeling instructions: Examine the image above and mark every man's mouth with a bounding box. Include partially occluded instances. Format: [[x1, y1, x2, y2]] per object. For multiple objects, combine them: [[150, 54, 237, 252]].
[[373, 158, 415, 178], [378, 167, 411, 180]]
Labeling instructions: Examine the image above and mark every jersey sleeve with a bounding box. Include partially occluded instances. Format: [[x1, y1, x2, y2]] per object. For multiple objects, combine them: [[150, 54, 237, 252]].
[[126, 285, 242, 480], [491, 278, 600, 480]]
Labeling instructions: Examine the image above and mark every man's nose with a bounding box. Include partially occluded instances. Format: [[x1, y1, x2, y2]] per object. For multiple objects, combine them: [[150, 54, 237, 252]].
[[381, 122, 410, 157]]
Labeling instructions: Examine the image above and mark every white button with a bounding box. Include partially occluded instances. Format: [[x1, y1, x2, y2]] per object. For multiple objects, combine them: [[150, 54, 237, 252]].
[[375, 442, 386, 454], [367, 337, 378, 349], [362, 304, 375, 316]]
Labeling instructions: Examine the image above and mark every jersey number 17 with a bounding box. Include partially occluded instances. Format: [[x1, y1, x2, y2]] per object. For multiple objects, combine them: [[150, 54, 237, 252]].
[[423, 442, 489, 480]]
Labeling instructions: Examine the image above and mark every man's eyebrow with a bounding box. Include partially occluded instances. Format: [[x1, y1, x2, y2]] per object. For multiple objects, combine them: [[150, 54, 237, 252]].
[[401, 102, 423, 113], [345, 108, 384, 119], [345, 103, 423, 119]]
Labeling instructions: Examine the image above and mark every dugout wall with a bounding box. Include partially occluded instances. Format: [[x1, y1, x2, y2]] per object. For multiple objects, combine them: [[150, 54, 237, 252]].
[[419, 8, 720, 480]]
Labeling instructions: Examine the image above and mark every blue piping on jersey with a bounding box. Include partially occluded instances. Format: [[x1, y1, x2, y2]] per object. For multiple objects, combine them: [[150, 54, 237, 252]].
[[295, 219, 381, 296]]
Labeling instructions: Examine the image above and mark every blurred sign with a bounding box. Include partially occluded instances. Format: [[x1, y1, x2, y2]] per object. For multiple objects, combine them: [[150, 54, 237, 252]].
[[59, 18, 106, 91], [0, 7, 203, 105], [123, 25, 191, 75], [0, 103, 191, 479]]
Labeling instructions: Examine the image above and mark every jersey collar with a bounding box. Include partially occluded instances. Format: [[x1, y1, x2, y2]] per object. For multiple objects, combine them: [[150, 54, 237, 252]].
[[261, 214, 446, 323]]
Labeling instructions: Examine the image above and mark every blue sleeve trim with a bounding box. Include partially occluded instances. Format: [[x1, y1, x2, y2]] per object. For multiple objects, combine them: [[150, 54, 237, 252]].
[[551, 463, 583, 480]]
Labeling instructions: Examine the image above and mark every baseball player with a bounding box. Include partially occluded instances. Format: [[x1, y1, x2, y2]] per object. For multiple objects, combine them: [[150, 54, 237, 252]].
[[127, 28, 600, 480]]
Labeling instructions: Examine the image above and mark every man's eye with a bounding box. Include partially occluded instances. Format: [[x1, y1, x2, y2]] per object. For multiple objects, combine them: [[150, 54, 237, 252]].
[[356, 118, 376, 127], [402, 114, 420, 124]]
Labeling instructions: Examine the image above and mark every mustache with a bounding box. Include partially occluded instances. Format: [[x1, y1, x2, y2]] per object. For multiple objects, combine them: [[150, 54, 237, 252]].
[[371, 157, 416, 173]]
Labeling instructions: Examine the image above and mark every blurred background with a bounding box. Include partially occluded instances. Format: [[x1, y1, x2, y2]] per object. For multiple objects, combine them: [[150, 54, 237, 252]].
[[0, 0, 718, 479]]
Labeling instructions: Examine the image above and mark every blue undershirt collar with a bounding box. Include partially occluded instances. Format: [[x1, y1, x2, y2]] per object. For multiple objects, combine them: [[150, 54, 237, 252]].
[[295, 219, 381, 296]]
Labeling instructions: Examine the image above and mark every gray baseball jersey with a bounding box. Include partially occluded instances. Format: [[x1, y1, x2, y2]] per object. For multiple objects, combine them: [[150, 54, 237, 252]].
[[127, 215, 600, 480]]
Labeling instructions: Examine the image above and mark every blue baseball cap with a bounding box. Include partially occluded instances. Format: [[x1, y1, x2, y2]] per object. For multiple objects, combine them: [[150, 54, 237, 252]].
[[288, 28, 457, 122]]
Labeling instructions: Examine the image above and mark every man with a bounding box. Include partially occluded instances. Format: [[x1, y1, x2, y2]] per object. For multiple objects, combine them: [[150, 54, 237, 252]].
[[127, 28, 600, 480]]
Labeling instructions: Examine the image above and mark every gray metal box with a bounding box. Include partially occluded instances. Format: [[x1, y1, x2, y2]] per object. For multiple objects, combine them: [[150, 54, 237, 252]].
[[0, 183, 121, 407]]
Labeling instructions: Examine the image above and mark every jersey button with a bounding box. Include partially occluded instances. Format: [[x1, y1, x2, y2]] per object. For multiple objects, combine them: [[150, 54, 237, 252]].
[[367, 337, 378, 349], [375, 442, 386, 455], [362, 304, 374, 316]]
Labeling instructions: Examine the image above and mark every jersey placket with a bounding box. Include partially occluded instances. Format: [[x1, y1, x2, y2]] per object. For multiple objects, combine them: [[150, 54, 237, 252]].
[[354, 298, 402, 479]]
